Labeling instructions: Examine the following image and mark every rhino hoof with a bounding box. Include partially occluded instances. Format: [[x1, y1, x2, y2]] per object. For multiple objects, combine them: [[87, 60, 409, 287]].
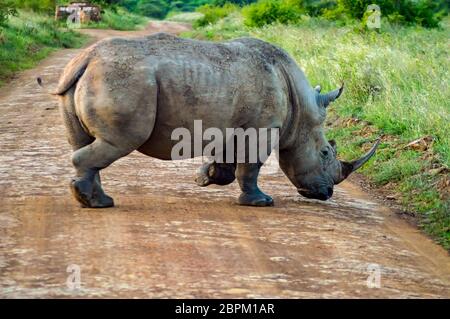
[[195, 163, 217, 187], [238, 192, 274, 207], [90, 193, 115, 208], [70, 179, 94, 208], [195, 174, 211, 187], [70, 179, 114, 208]]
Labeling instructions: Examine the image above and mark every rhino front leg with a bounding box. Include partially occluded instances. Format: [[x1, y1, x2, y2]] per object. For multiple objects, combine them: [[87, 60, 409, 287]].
[[195, 161, 236, 187], [236, 163, 274, 207]]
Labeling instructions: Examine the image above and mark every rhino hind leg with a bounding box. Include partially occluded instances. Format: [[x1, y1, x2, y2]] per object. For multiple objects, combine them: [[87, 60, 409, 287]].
[[60, 88, 114, 208], [91, 174, 113, 206], [236, 163, 274, 207], [70, 172, 114, 208], [195, 161, 236, 187], [67, 73, 157, 208], [69, 160, 114, 208], [71, 137, 148, 208]]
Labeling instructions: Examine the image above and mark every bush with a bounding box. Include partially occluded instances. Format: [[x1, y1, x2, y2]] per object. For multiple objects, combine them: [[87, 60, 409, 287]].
[[119, 0, 214, 16], [195, 3, 239, 27], [334, 0, 445, 28], [240, 0, 446, 28], [0, 1, 17, 26], [9, 0, 55, 13], [136, 0, 169, 19], [242, 0, 303, 27], [302, 0, 337, 17]]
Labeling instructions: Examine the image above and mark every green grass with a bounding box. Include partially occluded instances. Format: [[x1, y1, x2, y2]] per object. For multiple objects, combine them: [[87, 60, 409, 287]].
[[0, 10, 87, 86], [0, 8, 148, 86], [183, 12, 249, 39], [85, 8, 148, 31], [166, 12, 204, 23], [184, 14, 450, 249]]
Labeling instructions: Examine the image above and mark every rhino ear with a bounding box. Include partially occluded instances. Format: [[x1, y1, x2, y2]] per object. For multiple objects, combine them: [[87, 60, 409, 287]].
[[318, 82, 344, 108]]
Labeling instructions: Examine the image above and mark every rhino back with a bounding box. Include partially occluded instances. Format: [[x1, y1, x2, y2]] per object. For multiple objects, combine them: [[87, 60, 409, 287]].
[[78, 34, 290, 159]]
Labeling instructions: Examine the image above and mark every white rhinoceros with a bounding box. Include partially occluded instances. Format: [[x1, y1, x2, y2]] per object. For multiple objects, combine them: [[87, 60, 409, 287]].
[[38, 33, 379, 208]]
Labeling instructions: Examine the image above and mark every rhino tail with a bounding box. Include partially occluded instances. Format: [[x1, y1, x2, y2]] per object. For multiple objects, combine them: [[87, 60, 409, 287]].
[[49, 48, 94, 96], [36, 77, 59, 95]]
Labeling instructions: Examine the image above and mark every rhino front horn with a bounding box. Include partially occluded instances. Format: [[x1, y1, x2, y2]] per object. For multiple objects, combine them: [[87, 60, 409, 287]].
[[318, 82, 344, 108], [337, 138, 381, 183]]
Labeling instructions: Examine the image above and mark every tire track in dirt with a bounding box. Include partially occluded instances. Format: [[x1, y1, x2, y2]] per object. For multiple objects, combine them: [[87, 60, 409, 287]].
[[0, 21, 449, 298]]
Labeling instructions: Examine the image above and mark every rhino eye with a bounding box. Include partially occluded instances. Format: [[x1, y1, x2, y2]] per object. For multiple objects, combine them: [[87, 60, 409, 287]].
[[321, 149, 329, 157]]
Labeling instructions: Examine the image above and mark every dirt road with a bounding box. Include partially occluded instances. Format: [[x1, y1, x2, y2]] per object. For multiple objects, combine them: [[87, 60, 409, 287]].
[[0, 21, 449, 298]]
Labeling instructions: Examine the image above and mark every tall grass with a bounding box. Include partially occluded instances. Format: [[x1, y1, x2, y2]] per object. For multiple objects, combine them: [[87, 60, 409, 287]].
[[183, 15, 450, 248], [254, 23, 450, 167]]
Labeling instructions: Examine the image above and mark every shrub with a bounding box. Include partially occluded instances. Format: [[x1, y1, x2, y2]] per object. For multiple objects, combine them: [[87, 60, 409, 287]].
[[136, 0, 169, 19], [0, 1, 17, 26], [240, 0, 446, 28], [302, 0, 337, 17], [334, 0, 445, 28], [10, 0, 55, 13], [195, 3, 239, 27], [242, 0, 303, 27], [119, 0, 214, 15]]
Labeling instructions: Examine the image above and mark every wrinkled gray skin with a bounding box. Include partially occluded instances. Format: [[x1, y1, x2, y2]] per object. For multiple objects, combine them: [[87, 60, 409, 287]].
[[40, 33, 379, 208]]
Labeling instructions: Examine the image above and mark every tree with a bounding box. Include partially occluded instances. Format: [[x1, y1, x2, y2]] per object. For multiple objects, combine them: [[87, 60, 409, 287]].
[[136, 0, 169, 18]]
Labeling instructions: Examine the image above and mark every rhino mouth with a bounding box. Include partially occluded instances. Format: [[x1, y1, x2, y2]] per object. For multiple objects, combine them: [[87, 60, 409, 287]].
[[298, 188, 333, 201]]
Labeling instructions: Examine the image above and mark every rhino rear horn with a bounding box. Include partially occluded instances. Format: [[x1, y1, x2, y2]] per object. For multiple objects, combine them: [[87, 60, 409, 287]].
[[319, 82, 344, 108]]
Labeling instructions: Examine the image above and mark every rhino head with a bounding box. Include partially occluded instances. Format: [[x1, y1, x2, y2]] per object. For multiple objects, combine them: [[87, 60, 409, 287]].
[[279, 84, 380, 201]]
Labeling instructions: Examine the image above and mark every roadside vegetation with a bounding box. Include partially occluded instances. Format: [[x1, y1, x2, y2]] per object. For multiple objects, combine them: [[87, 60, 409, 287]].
[[0, 0, 230, 86], [117, 0, 212, 19], [0, 1, 149, 86], [0, 9, 87, 86], [181, 1, 449, 249], [166, 12, 205, 23], [85, 7, 147, 30]]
